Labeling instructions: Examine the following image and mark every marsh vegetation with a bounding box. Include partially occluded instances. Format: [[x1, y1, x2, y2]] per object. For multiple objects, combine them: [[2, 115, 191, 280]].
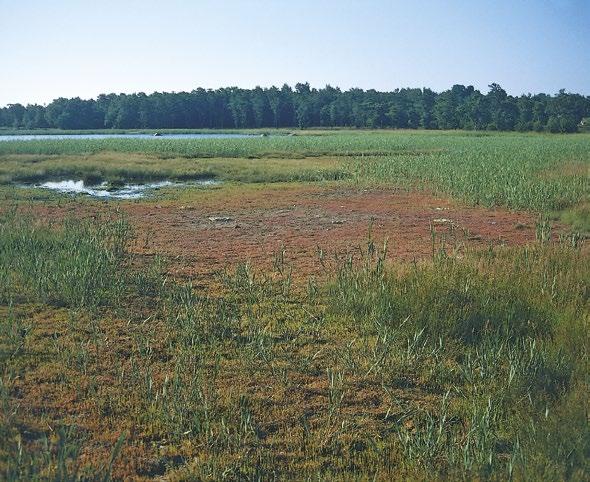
[[0, 130, 588, 480]]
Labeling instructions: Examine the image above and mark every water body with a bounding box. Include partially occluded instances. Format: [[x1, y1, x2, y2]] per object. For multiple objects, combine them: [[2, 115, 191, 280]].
[[27, 179, 217, 199], [0, 133, 255, 141]]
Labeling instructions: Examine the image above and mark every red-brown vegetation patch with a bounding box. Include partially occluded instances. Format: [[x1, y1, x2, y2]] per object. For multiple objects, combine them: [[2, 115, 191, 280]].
[[26, 183, 539, 280], [123, 184, 538, 278]]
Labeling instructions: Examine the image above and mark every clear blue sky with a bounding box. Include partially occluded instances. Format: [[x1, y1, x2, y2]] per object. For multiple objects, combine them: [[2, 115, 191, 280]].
[[1, 0, 588, 106]]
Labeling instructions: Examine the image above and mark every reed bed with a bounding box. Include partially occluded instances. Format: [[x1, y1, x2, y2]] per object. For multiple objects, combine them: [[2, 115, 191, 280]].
[[1, 131, 588, 213]]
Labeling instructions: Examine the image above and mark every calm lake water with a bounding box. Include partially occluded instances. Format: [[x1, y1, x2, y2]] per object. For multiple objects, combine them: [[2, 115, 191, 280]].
[[0, 133, 255, 141]]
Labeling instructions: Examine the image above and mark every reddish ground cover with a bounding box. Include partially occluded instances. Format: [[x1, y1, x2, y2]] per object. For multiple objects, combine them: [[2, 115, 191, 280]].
[[3, 184, 554, 479], [123, 184, 537, 277]]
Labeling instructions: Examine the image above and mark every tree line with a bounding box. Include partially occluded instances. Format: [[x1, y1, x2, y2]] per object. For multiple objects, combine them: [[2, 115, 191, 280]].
[[1, 83, 589, 133]]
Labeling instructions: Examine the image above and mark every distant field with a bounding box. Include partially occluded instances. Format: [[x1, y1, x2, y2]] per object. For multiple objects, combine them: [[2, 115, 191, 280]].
[[0, 127, 293, 136], [1, 130, 589, 480], [1, 130, 588, 213]]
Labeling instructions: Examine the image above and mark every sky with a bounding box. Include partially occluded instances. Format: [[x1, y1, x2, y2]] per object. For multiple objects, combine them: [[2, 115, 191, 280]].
[[0, 0, 588, 106]]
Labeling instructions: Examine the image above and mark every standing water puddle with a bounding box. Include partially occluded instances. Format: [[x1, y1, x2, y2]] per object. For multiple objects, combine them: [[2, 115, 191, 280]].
[[29, 179, 217, 199]]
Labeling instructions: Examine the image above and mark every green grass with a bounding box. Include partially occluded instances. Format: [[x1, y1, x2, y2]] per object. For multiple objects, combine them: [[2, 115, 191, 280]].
[[555, 203, 590, 235], [1, 130, 588, 212], [350, 133, 589, 211], [0, 152, 349, 187], [0, 127, 293, 136], [0, 130, 588, 479], [0, 209, 128, 308], [0, 214, 588, 479]]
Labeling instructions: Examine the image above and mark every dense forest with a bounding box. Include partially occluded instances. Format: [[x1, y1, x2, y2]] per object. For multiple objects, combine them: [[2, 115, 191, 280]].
[[1, 83, 589, 132]]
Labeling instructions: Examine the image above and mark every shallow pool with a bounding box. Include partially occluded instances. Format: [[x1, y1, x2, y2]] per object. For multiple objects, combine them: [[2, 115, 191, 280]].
[[26, 179, 216, 199]]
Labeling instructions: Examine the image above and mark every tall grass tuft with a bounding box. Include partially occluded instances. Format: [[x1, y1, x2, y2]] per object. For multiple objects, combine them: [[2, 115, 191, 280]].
[[0, 209, 130, 308]]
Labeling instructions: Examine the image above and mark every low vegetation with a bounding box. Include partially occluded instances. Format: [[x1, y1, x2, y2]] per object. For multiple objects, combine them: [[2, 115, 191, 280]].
[[0, 152, 348, 187], [0, 130, 588, 479], [0, 212, 587, 479], [1, 131, 588, 216]]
